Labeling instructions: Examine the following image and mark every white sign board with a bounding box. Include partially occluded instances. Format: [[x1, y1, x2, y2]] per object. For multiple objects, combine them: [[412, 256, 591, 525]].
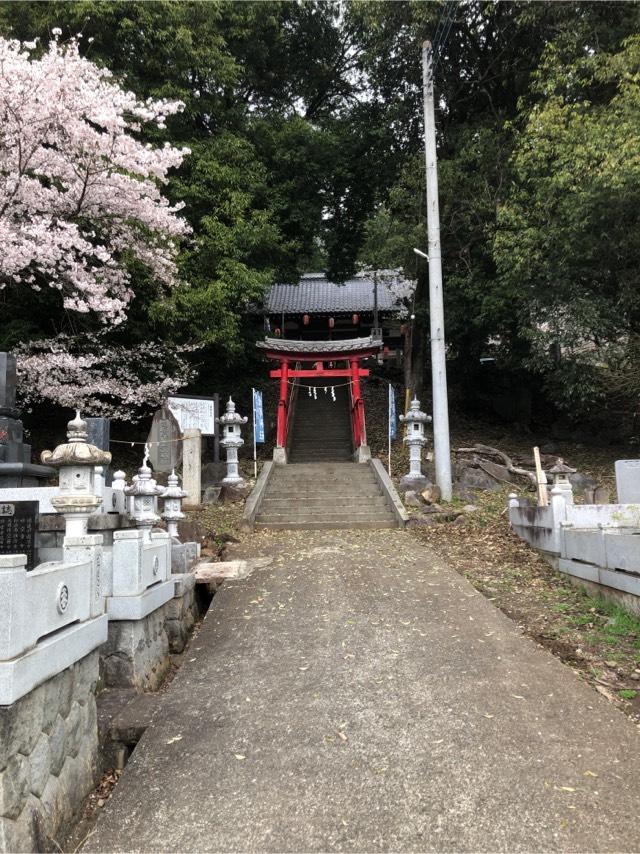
[[167, 397, 216, 436], [615, 459, 640, 504]]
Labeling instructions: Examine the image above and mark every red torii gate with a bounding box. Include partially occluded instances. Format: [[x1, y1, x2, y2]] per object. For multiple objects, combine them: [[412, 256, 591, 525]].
[[256, 337, 382, 455]]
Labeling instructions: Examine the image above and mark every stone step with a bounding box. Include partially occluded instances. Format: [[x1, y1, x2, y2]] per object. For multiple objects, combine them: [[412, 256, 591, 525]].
[[261, 496, 387, 509], [256, 519, 397, 530], [265, 488, 382, 499], [270, 477, 377, 488], [288, 446, 352, 453], [271, 462, 375, 480], [289, 455, 352, 462], [257, 505, 393, 522]]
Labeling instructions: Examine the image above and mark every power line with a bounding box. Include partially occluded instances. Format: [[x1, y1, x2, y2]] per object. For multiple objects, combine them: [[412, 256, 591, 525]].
[[429, 0, 458, 78]]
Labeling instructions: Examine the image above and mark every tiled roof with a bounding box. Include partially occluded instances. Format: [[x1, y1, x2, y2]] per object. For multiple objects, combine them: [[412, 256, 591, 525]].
[[265, 273, 400, 314], [256, 336, 382, 354]]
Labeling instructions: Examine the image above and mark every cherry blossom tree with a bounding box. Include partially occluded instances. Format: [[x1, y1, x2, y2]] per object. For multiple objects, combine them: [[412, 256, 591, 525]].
[[0, 34, 192, 412], [360, 268, 417, 318]]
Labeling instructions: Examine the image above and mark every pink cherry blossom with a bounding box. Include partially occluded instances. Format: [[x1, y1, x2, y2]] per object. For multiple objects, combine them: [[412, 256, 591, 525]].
[[0, 37, 190, 320], [0, 37, 193, 413]]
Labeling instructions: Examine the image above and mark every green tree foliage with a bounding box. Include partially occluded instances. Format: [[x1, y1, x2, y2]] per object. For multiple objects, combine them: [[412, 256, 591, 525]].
[[494, 34, 640, 415], [3, 1, 640, 429]]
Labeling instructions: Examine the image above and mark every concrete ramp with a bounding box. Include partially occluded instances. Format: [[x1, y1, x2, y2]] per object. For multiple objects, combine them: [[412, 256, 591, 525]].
[[84, 529, 640, 853]]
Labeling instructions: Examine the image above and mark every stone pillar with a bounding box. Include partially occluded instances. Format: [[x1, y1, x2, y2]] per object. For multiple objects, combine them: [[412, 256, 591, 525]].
[[182, 428, 202, 507]]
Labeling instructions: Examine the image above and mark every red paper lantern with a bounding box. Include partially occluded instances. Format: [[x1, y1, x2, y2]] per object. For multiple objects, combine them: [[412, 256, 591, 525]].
[[384, 346, 390, 354], [328, 317, 335, 329], [352, 313, 359, 325], [275, 327, 281, 337], [303, 314, 310, 326]]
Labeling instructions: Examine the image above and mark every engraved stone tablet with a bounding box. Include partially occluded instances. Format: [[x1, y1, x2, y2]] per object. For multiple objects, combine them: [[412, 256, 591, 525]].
[[615, 460, 640, 504], [147, 405, 182, 474], [0, 500, 38, 569]]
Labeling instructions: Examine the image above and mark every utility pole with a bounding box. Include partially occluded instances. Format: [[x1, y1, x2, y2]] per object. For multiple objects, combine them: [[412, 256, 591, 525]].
[[422, 40, 452, 501], [372, 270, 381, 341]]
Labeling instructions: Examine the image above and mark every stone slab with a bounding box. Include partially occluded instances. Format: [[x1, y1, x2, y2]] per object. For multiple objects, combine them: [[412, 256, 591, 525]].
[[0, 614, 107, 705], [615, 459, 640, 504], [107, 578, 175, 621], [86, 529, 640, 853]]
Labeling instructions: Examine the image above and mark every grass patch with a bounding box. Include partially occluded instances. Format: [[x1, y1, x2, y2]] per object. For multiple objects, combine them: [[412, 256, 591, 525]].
[[619, 689, 637, 700]]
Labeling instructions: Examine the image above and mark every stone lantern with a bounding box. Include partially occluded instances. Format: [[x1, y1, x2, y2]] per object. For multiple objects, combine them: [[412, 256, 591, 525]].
[[161, 469, 187, 539], [548, 458, 576, 505], [399, 398, 432, 491], [125, 447, 163, 540], [41, 410, 112, 537], [217, 397, 248, 485]]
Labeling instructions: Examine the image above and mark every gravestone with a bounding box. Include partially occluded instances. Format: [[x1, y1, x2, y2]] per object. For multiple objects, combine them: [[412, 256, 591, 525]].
[[0, 353, 55, 487], [0, 500, 38, 569], [147, 405, 182, 474], [615, 460, 640, 504], [86, 417, 112, 485]]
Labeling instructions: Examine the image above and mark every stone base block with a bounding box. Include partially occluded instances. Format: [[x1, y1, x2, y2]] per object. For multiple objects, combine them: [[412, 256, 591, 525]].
[[0, 651, 99, 853], [272, 447, 287, 464], [399, 474, 430, 494], [171, 541, 200, 575], [100, 608, 170, 692], [353, 445, 371, 463]]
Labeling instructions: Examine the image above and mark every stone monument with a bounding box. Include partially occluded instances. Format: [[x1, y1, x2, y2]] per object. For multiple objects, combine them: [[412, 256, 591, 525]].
[[147, 404, 182, 474], [0, 352, 55, 487]]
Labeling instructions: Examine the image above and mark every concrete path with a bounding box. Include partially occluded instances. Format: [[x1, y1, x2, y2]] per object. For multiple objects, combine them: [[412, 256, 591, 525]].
[[85, 530, 640, 852]]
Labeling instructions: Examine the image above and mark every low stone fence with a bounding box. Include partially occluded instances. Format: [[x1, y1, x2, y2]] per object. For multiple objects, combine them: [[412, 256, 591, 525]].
[[508, 464, 640, 613], [0, 412, 202, 852], [0, 554, 107, 706]]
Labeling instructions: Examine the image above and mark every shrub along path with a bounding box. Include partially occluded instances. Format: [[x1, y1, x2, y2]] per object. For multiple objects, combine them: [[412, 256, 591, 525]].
[[85, 529, 640, 852]]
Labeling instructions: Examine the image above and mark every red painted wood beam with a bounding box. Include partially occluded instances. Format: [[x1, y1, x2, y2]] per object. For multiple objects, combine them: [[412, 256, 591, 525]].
[[269, 368, 370, 379]]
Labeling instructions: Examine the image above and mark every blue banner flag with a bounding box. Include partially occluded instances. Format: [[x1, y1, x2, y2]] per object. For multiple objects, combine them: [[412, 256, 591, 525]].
[[253, 389, 265, 443], [389, 385, 397, 440]]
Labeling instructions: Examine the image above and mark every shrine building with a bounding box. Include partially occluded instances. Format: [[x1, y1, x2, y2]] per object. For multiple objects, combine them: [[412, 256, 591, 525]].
[[263, 271, 404, 346]]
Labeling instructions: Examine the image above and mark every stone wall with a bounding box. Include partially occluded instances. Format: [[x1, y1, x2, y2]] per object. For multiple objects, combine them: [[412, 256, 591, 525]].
[[0, 651, 99, 853], [100, 606, 170, 692], [100, 574, 201, 689], [166, 574, 198, 654]]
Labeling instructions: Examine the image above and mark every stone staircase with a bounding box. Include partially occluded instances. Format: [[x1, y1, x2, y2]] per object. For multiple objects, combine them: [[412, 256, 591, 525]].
[[254, 462, 398, 529], [288, 378, 352, 463]]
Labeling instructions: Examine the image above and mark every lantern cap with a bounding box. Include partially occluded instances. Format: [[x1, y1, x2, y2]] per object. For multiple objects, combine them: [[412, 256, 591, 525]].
[[125, 446, 164, 496], [161, 469, 187, 499], [548, 457, 576, 476], [216, 396, 248, 426], [399, 397, 431, 424], [41, 408, 112, 468]]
